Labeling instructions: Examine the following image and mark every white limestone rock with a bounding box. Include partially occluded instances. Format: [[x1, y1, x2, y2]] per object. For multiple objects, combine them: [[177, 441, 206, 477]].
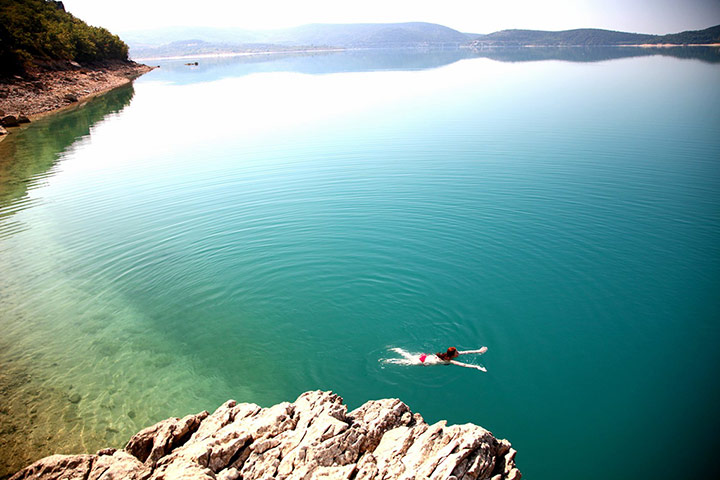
[[10, 391, 521, 480]]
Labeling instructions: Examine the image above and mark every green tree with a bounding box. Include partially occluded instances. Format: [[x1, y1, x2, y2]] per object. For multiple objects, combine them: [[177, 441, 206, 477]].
[[0, 0, 130, 75]]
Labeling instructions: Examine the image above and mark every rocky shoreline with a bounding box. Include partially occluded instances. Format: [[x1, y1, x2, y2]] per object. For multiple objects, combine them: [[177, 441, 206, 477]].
[[9, 391, 521, 480], [0, 60, 153, 135]]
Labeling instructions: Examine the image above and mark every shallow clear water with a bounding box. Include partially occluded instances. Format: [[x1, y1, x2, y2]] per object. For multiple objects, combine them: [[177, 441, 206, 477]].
[[1, 49, 719, 479]]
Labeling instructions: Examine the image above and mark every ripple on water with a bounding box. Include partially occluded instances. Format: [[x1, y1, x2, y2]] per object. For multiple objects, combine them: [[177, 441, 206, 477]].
[[1, 53, 720, 480]]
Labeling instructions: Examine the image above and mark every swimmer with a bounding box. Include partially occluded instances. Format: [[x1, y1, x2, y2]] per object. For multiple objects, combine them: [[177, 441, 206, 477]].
[[388, 346, 488, 371], [420, 346, 488, 371]]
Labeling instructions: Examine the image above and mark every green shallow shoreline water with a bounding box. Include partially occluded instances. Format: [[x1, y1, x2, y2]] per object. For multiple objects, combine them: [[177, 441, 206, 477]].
[[1, 49, 720, 479], [0, 85, 230, 471]]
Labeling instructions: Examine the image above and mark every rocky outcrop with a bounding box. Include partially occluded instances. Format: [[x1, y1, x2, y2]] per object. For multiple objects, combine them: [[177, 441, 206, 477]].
[[10, 391, 520, 480], [0, 61, 153, 121]]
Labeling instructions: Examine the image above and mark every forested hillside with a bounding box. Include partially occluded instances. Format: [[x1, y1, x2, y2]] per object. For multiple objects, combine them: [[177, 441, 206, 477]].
[[471, 28, 655, 46], [655, 24, 720, 44], [469, 24, 720, 47], [0, 0, 129, 75]]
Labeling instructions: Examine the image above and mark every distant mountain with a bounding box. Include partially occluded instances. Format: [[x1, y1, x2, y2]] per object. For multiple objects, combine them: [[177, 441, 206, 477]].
[[121, 27, 263, 47], [471, 29, 655, 46], [125, 22, 472, 58], [264, 22, 469, 47], [125, 22, 468, 48], [470, 25, 720, 47], [129, 39, 313, 59], [123, 22, 720, 60]]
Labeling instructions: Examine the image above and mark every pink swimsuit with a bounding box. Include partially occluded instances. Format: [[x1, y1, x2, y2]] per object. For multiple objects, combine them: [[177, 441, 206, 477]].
[[419, 354, 428, 363]]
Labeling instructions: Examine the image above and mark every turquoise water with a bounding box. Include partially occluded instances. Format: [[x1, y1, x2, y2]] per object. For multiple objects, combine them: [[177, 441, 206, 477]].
[[1, 49, 719, 479]]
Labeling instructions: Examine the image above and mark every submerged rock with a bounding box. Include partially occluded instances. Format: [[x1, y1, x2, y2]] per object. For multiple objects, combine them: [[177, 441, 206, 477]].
[[10, 390, 521, 480], [1, 115, 19, 127]]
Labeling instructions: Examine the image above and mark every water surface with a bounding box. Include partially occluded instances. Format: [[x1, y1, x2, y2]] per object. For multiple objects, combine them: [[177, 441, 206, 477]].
[[1, 48, 719, 479]]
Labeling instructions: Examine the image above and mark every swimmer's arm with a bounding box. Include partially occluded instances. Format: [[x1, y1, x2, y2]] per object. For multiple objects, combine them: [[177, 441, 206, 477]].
[[457, 347, 488, 355], [449, 360, 487, 372]]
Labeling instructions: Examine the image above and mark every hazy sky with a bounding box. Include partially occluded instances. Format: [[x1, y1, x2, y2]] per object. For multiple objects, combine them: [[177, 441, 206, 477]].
[[62, 0, 720, 34]]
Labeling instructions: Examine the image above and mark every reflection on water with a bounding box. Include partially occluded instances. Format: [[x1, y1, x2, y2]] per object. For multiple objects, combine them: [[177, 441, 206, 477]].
[[146, 49, 480, 85], [147, 46, 720, 85], [470, 45, 720, 64], [0, 85, 135, 236]]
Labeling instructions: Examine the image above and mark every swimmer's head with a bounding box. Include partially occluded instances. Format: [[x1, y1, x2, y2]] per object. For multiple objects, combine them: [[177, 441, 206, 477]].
[[436, 347, 459, 361]]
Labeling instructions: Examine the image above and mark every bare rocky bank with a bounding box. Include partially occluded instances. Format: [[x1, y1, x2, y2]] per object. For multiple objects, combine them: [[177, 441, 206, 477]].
[[10, 391, 520, 480], [0, 60, 152, 131]]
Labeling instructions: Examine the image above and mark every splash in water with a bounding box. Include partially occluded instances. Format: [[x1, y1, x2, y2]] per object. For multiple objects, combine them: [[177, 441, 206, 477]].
[[383, 347, 429, 366]]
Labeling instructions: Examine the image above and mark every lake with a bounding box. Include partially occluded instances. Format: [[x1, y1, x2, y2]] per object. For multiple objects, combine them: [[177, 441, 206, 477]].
[[1, 48, 719, 479]]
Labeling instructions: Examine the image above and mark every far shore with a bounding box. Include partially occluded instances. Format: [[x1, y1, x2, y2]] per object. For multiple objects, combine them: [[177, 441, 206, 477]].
[[626, 43, 720, 48], [132, 47, 347, 62], [134, 43, 720, 62], [471, 42, 720, 49], [132, 42, 720, 64]]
